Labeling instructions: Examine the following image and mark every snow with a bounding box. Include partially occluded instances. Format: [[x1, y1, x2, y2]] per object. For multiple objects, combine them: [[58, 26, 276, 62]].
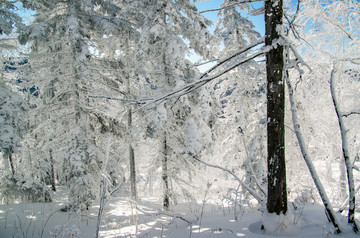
[[0, 186, 359, 238]]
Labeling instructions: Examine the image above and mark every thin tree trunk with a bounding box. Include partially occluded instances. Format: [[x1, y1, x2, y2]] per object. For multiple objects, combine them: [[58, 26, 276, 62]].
[[49, 149, 56, 191], [8, 152, 15, 175], [265, 0, 287, 215], [125, 36, 137, 201], [128, 107, 136, 200], [285, 71, 343, 233], [162, 132, 170, 211], [330, 66, 358, 232]]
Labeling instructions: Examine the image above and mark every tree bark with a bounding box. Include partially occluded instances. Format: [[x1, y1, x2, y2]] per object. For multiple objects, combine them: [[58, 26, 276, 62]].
[[265, 0, 287, 215]]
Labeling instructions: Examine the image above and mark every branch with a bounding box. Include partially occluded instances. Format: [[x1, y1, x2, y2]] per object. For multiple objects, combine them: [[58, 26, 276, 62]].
[[199, 0, 263, 14], [341, 110, 360, 117], [87, 94, 147, 104], [89, 38, 266, 110], [240, 131, 267, 196], [135, 39, 267, 111], [137, 207, 196, 224], [192, 58, 219, 67], [191, 156, 266, 206]]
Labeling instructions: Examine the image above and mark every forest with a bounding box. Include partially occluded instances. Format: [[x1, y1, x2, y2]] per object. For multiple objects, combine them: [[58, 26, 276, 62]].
[[0, 0, 360, 237]]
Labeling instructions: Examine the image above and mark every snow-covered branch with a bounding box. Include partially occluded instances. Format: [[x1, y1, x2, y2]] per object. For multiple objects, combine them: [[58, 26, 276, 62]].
[[191, 156, 266, 206], [135, 39, 267, 111], [199, 0, 263, 14], [88, 38, 266, 110]]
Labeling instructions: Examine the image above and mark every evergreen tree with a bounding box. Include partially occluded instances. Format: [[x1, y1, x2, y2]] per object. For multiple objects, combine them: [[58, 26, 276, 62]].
[[135, 0, 213, 210], [20, 0, 134, 210]]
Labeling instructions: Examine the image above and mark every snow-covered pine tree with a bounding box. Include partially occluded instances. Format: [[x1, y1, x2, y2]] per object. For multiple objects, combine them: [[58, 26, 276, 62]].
[[0, 1, 52, 204], [134, 0, 213, 210], [19, 0, 135, 210], [209, 0, 266, 203]]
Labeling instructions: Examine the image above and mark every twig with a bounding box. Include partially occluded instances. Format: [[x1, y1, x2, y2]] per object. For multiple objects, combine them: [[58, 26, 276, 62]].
[[342, 110, 360, 117]]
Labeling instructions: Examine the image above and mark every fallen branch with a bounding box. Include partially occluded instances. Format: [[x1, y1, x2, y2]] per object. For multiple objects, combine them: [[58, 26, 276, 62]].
[[137, 207, 196, 237], [137, 207, 196, 225]]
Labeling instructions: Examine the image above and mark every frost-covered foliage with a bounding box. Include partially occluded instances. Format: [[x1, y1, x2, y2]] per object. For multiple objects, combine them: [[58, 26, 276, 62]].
[[18, 0, 134, 210], [133, 0, 214, 208], [205, 1, 266, 200], [0, 1, 25, 36], [0, 84, 27, 172], [0, 173, 51, 204], [214, 0, 261, 55]]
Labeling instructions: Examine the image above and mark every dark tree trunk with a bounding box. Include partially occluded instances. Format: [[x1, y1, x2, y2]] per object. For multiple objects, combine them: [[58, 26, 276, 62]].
[[265, 0, 287, 215], [162, 133, 170, 211], [49, 149, 56, 191], [128, 108, 137, 200], [8, 153, 15, 175]]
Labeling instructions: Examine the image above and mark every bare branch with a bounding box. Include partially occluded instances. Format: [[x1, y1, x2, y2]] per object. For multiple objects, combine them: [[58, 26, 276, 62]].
[[342, 110, 360, 117], [199, 0, 263, 14], [191, 156, 266, 205]]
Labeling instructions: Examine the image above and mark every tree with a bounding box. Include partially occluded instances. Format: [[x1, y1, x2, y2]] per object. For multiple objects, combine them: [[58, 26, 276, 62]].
[[0, 83, 26, 175], [292, 0, 360, 232], [19, 0, 134, 210], [134, 0, 213, 210], [265, 0, 287, 215]]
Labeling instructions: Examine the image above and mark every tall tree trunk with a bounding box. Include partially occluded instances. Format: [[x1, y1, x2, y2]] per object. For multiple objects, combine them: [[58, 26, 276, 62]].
[[330, 66, 358, 232], [125, 36, 137, 200], [162, 132, 170, 211], [265, 0, 287, 215]]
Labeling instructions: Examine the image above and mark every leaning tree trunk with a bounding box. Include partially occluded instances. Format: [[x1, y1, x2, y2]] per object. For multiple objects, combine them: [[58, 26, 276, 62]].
[[330, 66, 358, 233], [285, 71, 343, 233], [265, 0, 287, 215], [8, 152, 15, 175]]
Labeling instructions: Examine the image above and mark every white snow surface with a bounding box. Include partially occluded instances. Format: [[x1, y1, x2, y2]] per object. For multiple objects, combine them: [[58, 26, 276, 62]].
[[0, 187, 359, 238]]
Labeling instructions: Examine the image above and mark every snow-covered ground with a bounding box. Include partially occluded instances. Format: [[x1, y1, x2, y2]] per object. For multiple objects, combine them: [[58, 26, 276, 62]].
[[0, 187, 359, 238]]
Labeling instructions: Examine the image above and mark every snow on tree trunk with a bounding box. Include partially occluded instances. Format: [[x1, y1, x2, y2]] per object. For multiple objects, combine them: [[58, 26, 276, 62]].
[[330, 66, 358, 232], [265, 0, 287, 215]]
